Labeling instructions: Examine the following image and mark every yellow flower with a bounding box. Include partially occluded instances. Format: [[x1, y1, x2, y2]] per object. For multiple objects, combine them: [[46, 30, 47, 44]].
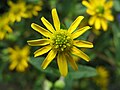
[[0, 14, 12, 40], [93, 66, 109, 90], [27, 8, 93, 76], [8, 46, 30, 72], [8, 0, 27, 23], [25, 1, 42, 18], [82, 0, 114, 31]]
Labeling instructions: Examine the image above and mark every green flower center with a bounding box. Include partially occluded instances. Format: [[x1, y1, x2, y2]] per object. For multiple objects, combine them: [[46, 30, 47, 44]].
[[96, 6, 104, 14], [51, 30, 72, 51]]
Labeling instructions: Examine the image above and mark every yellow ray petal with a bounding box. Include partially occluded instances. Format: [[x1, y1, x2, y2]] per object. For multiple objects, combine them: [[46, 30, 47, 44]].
[[86, 9, 95, 15], [41, 49, 57, 69], [0, 31, 6, 40], [27, 39, 50, 46], [5, 25, 13, 32], [52, 8, 60, 31], [100, 0, 106, 5], [95, 18, 101, 30], [101, 19, 108, 31], [9, 61, 18, 70], [68, 16, 84, 33], [21, 59, 28, 68], [82, 1, 93, 10], [31, 23, 52, 37], [89, 16, 97, 25], [71, 26, 91, 39], [70, 46, 90, 62], [41, 17, 55, 33], [16, 64, 25, 72], [66, 53, 78, 70], [73, 40, 93, 48], [34, 45, 52, 57], [104, 13, 114, 21], [57, 52, 68, 76], [105, 1, 113, 9]]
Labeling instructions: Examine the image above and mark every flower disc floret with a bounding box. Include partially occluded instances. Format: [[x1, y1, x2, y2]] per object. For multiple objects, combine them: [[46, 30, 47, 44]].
[[96, 6, 104, 14], [51, 30, 72, 51]]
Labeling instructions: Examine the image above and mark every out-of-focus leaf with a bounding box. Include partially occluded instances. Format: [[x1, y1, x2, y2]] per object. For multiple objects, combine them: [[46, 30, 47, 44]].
[[114, 0, 120, 12], [29, 57, 60, 76], [112, 24, 120, 61], [49, 0, 58, 9], [64, 65, 96, 90], [66, 65, 97, 79]]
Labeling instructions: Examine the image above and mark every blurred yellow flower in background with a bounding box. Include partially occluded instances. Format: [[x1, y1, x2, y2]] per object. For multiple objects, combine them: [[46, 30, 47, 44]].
[[82, 0, 114, 31], [27, 8, 93, 76], [8, 0, 27, 22], [25, 1, 43, 18], [8, 46, 30, 72], [0, 14, 12, 40], [93, 66, 109, 90], [7, 0, 42, 22]]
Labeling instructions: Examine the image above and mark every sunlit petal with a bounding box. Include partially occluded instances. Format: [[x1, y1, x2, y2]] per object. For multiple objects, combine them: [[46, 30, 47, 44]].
[[82, 1, 93, 10], [41, 17, 55, 33], [95, 18, 101, 30], [86, 9, 95, 15], [34, 45, 52, 57], [101, 19, 108, 31], [105, 1, 113, 9], [66, 53, 78, 70], [71, 46, 90, 62], [68, 16, 84, 33], [73, 40, 93, 48], [89, 16, 97, 25], [52, 8, 60, 31], [71, 26, 91, 39], [27, 39, 50, 46], [104, 13, 114, 21], [31, 23, 52, 37], [57, 52, 68, 76], [41, 49, 57, 69], [9, 61, 18, 70]]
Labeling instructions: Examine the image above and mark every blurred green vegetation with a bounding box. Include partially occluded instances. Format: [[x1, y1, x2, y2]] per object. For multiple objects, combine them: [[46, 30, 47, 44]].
[[0, 0, 120, 90]]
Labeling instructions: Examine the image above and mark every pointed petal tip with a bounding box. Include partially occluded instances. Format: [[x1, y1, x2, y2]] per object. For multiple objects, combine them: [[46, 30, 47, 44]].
[[86, 58, 90, 62], [52, 8, 56, 12], [41, 17, 44, 21], [41, 61, 48, 70], [34, 53, 39, 57], [31, 23, 35, 27], [41, 65, 46, 69], [78, 16, 84, 19], [34, 54, 37, 57], [82, 1, 88, 6]]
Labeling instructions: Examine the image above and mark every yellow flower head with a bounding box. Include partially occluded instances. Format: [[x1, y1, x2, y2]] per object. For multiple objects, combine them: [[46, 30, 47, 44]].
[[27, 8, 93, 76], [93, 66, 109, 90], [25, 1, 43, 18], [82, 0, 114, 31], [0, 14, 12, 40], [8, 0, 27, 22], [8, 46, 30, 72]]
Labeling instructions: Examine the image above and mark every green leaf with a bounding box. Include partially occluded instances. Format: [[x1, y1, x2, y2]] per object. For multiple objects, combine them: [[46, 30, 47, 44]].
[[29, 57, 60, 76], [112, 24, 120, 61], [64, 65, 96, 90], [66, 65, 97, 79], [114, 0, 120, 12]]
